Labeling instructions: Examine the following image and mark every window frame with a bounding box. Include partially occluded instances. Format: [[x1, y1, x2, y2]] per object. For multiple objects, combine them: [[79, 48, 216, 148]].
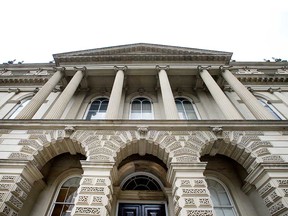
[[129, 96, 154, 120], [175, 96, 200, 120], [6, 97, 32, 119], [258, 98, 285, 120], [48, 175, 81, 216], [206, 177, 239, 216], [84, 97, 109, 120]]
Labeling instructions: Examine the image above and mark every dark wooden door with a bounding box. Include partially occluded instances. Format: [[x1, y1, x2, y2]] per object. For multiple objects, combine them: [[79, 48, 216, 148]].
[[118, 203, 165, 216]]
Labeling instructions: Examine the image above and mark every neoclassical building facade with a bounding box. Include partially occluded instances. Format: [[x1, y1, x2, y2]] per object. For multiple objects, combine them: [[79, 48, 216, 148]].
[[0, 43, 288, 216]]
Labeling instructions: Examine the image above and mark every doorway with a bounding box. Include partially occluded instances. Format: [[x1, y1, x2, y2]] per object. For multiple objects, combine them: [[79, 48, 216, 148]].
[[118, 203, 166, 216]]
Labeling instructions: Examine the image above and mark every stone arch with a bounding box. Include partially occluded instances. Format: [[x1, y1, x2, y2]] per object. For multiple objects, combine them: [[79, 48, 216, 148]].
[[199, 130, 284, 174], [9, 129, 88, 171]]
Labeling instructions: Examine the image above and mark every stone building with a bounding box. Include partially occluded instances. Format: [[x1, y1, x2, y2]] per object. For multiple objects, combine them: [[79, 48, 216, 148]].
[[0, 43, 288, 216]]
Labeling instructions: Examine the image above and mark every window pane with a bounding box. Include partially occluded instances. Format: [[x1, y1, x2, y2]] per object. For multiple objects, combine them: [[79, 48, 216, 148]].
[[86, 98, 108, 120], [176, 98, 198, 120], [130, 97, 153, 119], [207, 179, 236, 216], [51, 177, 80, 216]]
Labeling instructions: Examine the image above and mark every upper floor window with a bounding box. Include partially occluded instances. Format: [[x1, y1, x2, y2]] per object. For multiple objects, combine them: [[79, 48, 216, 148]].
[[206, 178, 237, 216], [85, 97, 109, 120], [175, 97, 199, 120], [9, 98, 31, 119], [130, 97, 153, 120], [258, 98, 285, 120], [50, 177, 81, 216]]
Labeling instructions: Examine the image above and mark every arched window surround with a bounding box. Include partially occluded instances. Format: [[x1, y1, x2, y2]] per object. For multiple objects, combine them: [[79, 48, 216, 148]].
[[206, 177, 239, 216], [174, 96, 201, 120], [84, 96, 109, 120], [129, 96, 154, 120]]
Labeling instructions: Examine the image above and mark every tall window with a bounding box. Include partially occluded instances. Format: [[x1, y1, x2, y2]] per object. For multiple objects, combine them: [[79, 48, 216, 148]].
[[50, 177, 81, 216], [9, 98, 31, 119], [258, 98, 284, 120], [130, 97, 153, 119], [206, 178, 237, 216], [175, 97, 199, 120], [85, 97, 109, 120]]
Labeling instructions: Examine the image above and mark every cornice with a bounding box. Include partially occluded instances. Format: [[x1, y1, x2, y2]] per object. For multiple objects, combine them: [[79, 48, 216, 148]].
[[0, 119, 287, 131]]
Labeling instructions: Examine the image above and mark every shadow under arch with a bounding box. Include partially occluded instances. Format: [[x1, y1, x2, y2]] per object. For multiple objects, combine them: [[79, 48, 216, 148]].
[[199, 136, 259, 174], [29, 137, 88, 171]]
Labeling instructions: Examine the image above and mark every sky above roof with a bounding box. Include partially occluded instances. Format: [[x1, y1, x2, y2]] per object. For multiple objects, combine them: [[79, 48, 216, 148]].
[[1, 0, 287, 63]]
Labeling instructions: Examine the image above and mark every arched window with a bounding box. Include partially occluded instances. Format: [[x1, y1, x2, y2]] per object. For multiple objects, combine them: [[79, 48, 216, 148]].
[[9, 98, 31, 119], [206, 178, 237, 216], [50, 176, 81, 216], [258, 98, 284, 120], [85, 97, 109, 120], [175, 97, 199, 120], [122, 175, 161, 191], [130, 97, 153, 119]]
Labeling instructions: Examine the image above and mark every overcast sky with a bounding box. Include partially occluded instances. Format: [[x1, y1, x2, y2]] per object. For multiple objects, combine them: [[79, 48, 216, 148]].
[[1, 0, 287, 63]]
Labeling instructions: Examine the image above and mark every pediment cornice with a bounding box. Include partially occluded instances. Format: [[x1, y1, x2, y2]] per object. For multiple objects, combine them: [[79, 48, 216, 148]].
[[53, 43, 232, 65]]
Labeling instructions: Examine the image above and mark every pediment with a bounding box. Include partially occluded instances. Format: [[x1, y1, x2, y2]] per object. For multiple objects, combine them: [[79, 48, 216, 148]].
[[53, 43, 232, 64]]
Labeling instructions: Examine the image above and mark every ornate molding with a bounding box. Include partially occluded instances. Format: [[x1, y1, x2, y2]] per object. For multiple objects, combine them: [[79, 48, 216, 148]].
[[113, 65, 127, 72], [155, 65, 169, 72]]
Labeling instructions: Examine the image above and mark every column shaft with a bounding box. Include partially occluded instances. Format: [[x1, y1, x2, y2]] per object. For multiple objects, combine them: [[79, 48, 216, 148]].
[[45, 70, 84, 119], [158, 69, 179, 119], [106, 69, 125, 119], [200, 69, 242, 120], [16, 70, 63, 119], [222, 69, 275, 119]]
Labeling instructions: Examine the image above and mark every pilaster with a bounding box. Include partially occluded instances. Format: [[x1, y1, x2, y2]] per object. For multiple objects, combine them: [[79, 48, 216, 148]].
[[167, 162, 214, 216], [245, 163, 288, 216], [72, 161, 114, 216]]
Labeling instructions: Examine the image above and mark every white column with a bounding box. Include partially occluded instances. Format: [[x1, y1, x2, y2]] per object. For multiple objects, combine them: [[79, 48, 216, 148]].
[[15, 67, 65, 119], [105, 66, 126, 119], [157, 66, 179, 119], [199, 67, 242, 120], [221, 68, 275, 119], [45, 67, 85, 119]]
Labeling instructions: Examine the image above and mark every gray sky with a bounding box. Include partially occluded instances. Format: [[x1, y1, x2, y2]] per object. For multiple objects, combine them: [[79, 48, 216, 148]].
[[1, 0, 288, 63]]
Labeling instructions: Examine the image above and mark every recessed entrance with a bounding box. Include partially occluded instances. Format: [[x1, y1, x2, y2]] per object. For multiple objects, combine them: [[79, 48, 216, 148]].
[[118, 203, 166, 216]]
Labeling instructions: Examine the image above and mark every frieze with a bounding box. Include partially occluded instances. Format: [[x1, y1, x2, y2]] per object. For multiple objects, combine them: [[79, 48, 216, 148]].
[[7, 194, 23, 210], [199, 198, 211, 206], [262, 155, 284, 162], [19, 139, 42, 150], [249, 141, 272, 150], [89, 155, 111, 162], [186, 210, 213, 216], [277, 180, 288, 186], [77, 195, 89, 204], [269, 200, 287, 215], [175, 156, 198, 163], [75, 207, 101, 215], [259, 182, 274, 197], [1, 176, 17, 182], [184, 198, 196, 206], [8, 153, 31, 160], [80, 186, 105, 193]]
